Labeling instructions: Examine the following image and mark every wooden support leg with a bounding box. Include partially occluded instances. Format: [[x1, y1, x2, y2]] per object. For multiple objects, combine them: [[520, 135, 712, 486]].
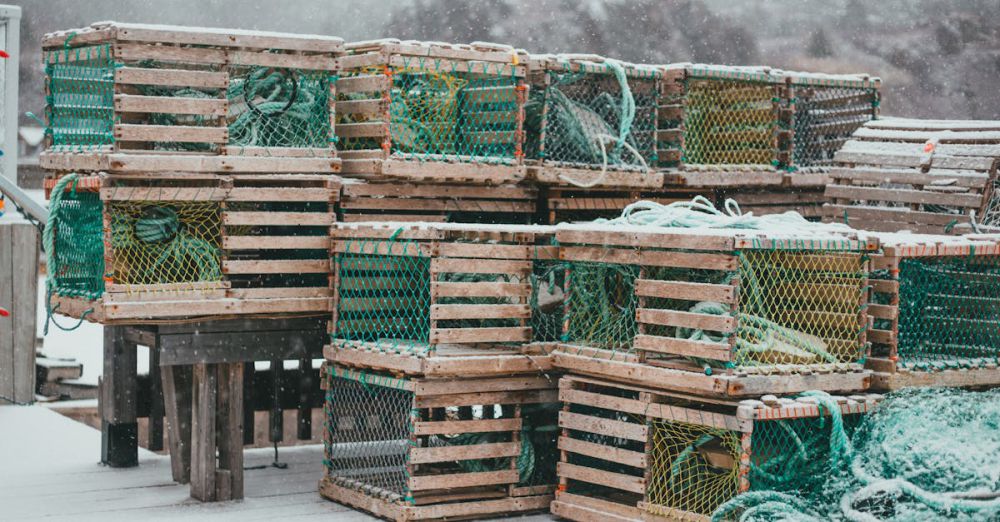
[[269, 359, 283, 445], [216, 362, 244, 501], [243, 363, 255, 445], [190, 363, 218, 501], [148, 347, 164, 452], [189, 362, 244, 502], [101, 326, 138, 468], [297, 357, 312, 440], [161, 365, 192, 484]]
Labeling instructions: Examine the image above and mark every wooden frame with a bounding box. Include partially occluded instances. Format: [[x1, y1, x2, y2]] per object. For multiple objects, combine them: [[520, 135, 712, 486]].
[[553, 223, 877, 397], [867, 232, 1000, 390], [540, 185, 711, 224], [824, 117, 1000, 234], [41, 21, 343, 174], [328, 221, 559, 377], [524, 54, 664, 189], [552, 374, 881, 522], [319, 363, 557, 521], [45, 173, 338, 322], [336, 39, 527, 184], [338, 179, 537, 224], [657, 64, 786, 186]]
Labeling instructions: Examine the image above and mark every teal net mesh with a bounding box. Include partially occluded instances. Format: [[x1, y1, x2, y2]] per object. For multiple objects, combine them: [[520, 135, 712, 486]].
[[45, 44, 116, 151], [49, 189, 105, 298], [562, 260, 640, 353], [895, 255, 1000, 369], [790, 85, 878, 169]]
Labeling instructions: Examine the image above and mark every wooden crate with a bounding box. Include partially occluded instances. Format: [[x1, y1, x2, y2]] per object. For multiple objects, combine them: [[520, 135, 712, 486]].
[[553, 223, 877, 397], [823, 117, 1000, 234], [336, 39, 527, 184], [338, 179, 537, 224], [552, 374, 881, 522], [44, 173, 337, 322], [541, 186, 711, 224], [867, 233, 1000, 390], [41, 21, 343, 174], [782, 71, 880, 173], [319, 363, 557, 521], [524, 54, 664, 189], [657, 64, 786, 186], [328, 221, 560, 377]]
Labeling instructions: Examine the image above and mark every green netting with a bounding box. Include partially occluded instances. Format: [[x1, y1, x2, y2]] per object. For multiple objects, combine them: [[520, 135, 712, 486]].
[[562, 260, 639, 353], [714, 388, 1000, 522], [48, 188, 105, 298], [525, 63, 657, 172], [227, 65, 332, 150], [339, 61, 520, 163], [895, 255, 1000, 369], [678, 79, 778, 166], [790, 85, 878, 169], [332, 238, 432, 353], [45, 44, 116, 151], [647, 396, 864, 519], [530, 259, 566, 343], [106, 201, 221, 288], [324, 368, 414, 499]]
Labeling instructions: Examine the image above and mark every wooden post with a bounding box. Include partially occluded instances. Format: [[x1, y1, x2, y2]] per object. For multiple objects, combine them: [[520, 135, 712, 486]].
[[0, 221, 39, 405], [269, 359, 283, 444], [190, 363, 218, 501], [101, 326, 138, 467], [161, 364, 192, 483], [297, 357, 312, 440], [148, 346, 164, 452], [216, 362, 244, 500], [243, 363, 255, 445]]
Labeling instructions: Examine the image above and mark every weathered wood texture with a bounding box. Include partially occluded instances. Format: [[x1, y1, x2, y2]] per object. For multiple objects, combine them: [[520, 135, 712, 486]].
[[0, 221, 39, 405]]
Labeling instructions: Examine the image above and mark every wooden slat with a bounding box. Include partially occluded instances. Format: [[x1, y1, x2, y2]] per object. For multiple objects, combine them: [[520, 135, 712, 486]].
[[409, 442, 520, 465], [431, 281, 529, 298], [559, 411, 647, 442], [116, 66, 228, 88], [114, 124, 227, 144], [223, 259, 328, 274], [637, 308, 736, 332], [825, 184, 984, 208], [223, 236, 329, 249], [558, 436, 646, 469], [429, 304, 530, 321], [431, 258, 531, 274], [635, 279, 735, 303], [408, 470, 519, 491], [634, 334, 732, 361], [428, 327, 531, 344], [226, 187, 333, 202], [114, 94, 227, 116], [412, 418, 521, 436], [222, 211, 333, 226], [557, 462, 644, 494], [435, 243, 529, 260]]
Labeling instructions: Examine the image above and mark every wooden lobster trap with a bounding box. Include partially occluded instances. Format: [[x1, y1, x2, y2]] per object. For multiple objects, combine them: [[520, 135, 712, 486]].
[[552, 374, 880, 522], [657, 64, 786, 187], [44, 173, 337, 322], [338, 179, 537, 224], [335, 39, 528, 184], [41, 21, 343, 175], [524, 54, 664, 189], [327, 221, 563, 377], [867, 233, 1000, 390], [824, 118, 1000, 234], [320, 363, 558, 521], [781, 71, 880, 174], [552, 223, 877, 397]]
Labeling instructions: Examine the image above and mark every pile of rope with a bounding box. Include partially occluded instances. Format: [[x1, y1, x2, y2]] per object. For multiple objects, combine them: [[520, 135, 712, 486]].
[[713, 388, 1000, 521]]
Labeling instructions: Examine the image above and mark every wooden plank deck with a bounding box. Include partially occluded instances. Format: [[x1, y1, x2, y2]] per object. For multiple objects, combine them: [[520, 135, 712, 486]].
[[1, 405, 554, 520]]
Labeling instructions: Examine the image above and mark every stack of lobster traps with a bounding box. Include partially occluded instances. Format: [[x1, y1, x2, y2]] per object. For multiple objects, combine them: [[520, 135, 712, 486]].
[[545, 221, 886, 521], [823, 117, 1000, 234], [42, 21, 344, 321], [321, 221, 562, 519]]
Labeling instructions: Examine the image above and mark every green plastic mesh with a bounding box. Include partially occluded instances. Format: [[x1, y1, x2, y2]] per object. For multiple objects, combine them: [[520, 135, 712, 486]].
[[526, 67, 657, 170], [676, 79, 778, 166], [790, 85, 878, 169], [107, 201, 222, 288], [895, 255, 1000, 369], [324, 368, 414, 498], [333, 238, 432, 353], [45, 44, 116, 151], [646, 408, 863, 519], [339, 62, 520, 163], [49, 189, 105, 298], [562, 260, 640, 353]]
